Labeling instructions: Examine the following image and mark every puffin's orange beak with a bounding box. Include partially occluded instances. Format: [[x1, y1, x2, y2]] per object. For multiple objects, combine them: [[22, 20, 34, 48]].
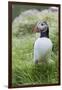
[[32, 26, 40, 33]]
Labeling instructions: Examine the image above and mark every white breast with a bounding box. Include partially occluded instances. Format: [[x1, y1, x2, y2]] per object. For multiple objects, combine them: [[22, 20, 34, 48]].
[[34, 37, 53, 63]]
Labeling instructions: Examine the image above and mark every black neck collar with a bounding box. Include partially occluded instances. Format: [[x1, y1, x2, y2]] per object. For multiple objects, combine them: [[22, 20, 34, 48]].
[[40, 29, 49, 38]]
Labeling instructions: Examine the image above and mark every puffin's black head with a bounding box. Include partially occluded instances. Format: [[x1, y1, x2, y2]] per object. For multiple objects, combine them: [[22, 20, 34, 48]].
[[36, 21, 49, 38]]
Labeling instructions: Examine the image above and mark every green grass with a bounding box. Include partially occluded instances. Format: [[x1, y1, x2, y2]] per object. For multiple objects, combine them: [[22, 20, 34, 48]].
[[12, 35, 59, 86], [12, 9, 59, 86]]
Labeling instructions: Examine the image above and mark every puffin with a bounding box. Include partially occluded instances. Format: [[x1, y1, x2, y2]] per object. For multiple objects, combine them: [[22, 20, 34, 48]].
[[34, 21, 53, 64]]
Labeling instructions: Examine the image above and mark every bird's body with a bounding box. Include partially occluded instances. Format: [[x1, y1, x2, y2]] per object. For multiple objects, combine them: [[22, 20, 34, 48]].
[[34, 21, 53, 64], [34, 37, 52, 63]]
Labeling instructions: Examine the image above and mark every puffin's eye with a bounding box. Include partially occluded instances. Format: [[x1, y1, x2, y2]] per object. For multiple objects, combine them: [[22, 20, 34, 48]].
[[41, 23, 44, 26]]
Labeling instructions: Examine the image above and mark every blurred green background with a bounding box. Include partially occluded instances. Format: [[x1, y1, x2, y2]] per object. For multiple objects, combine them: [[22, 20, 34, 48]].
[[12, 4, 49, 20], [12, 4, 59, 87]]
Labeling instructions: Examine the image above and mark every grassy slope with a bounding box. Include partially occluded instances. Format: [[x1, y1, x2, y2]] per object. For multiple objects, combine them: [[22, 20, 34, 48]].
[[12, 10, 59, 86]]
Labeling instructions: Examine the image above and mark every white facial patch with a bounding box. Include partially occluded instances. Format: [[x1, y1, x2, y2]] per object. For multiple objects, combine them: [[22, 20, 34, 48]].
[[37, 21, 48, 32]]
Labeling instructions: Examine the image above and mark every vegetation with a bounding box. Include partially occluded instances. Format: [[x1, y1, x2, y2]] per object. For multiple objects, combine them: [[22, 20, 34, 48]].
[[12, 8, 59, 87]]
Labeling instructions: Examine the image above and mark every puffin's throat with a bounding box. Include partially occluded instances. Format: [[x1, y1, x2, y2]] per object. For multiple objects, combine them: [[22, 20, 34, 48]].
[[40, 29, 49, 38]]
